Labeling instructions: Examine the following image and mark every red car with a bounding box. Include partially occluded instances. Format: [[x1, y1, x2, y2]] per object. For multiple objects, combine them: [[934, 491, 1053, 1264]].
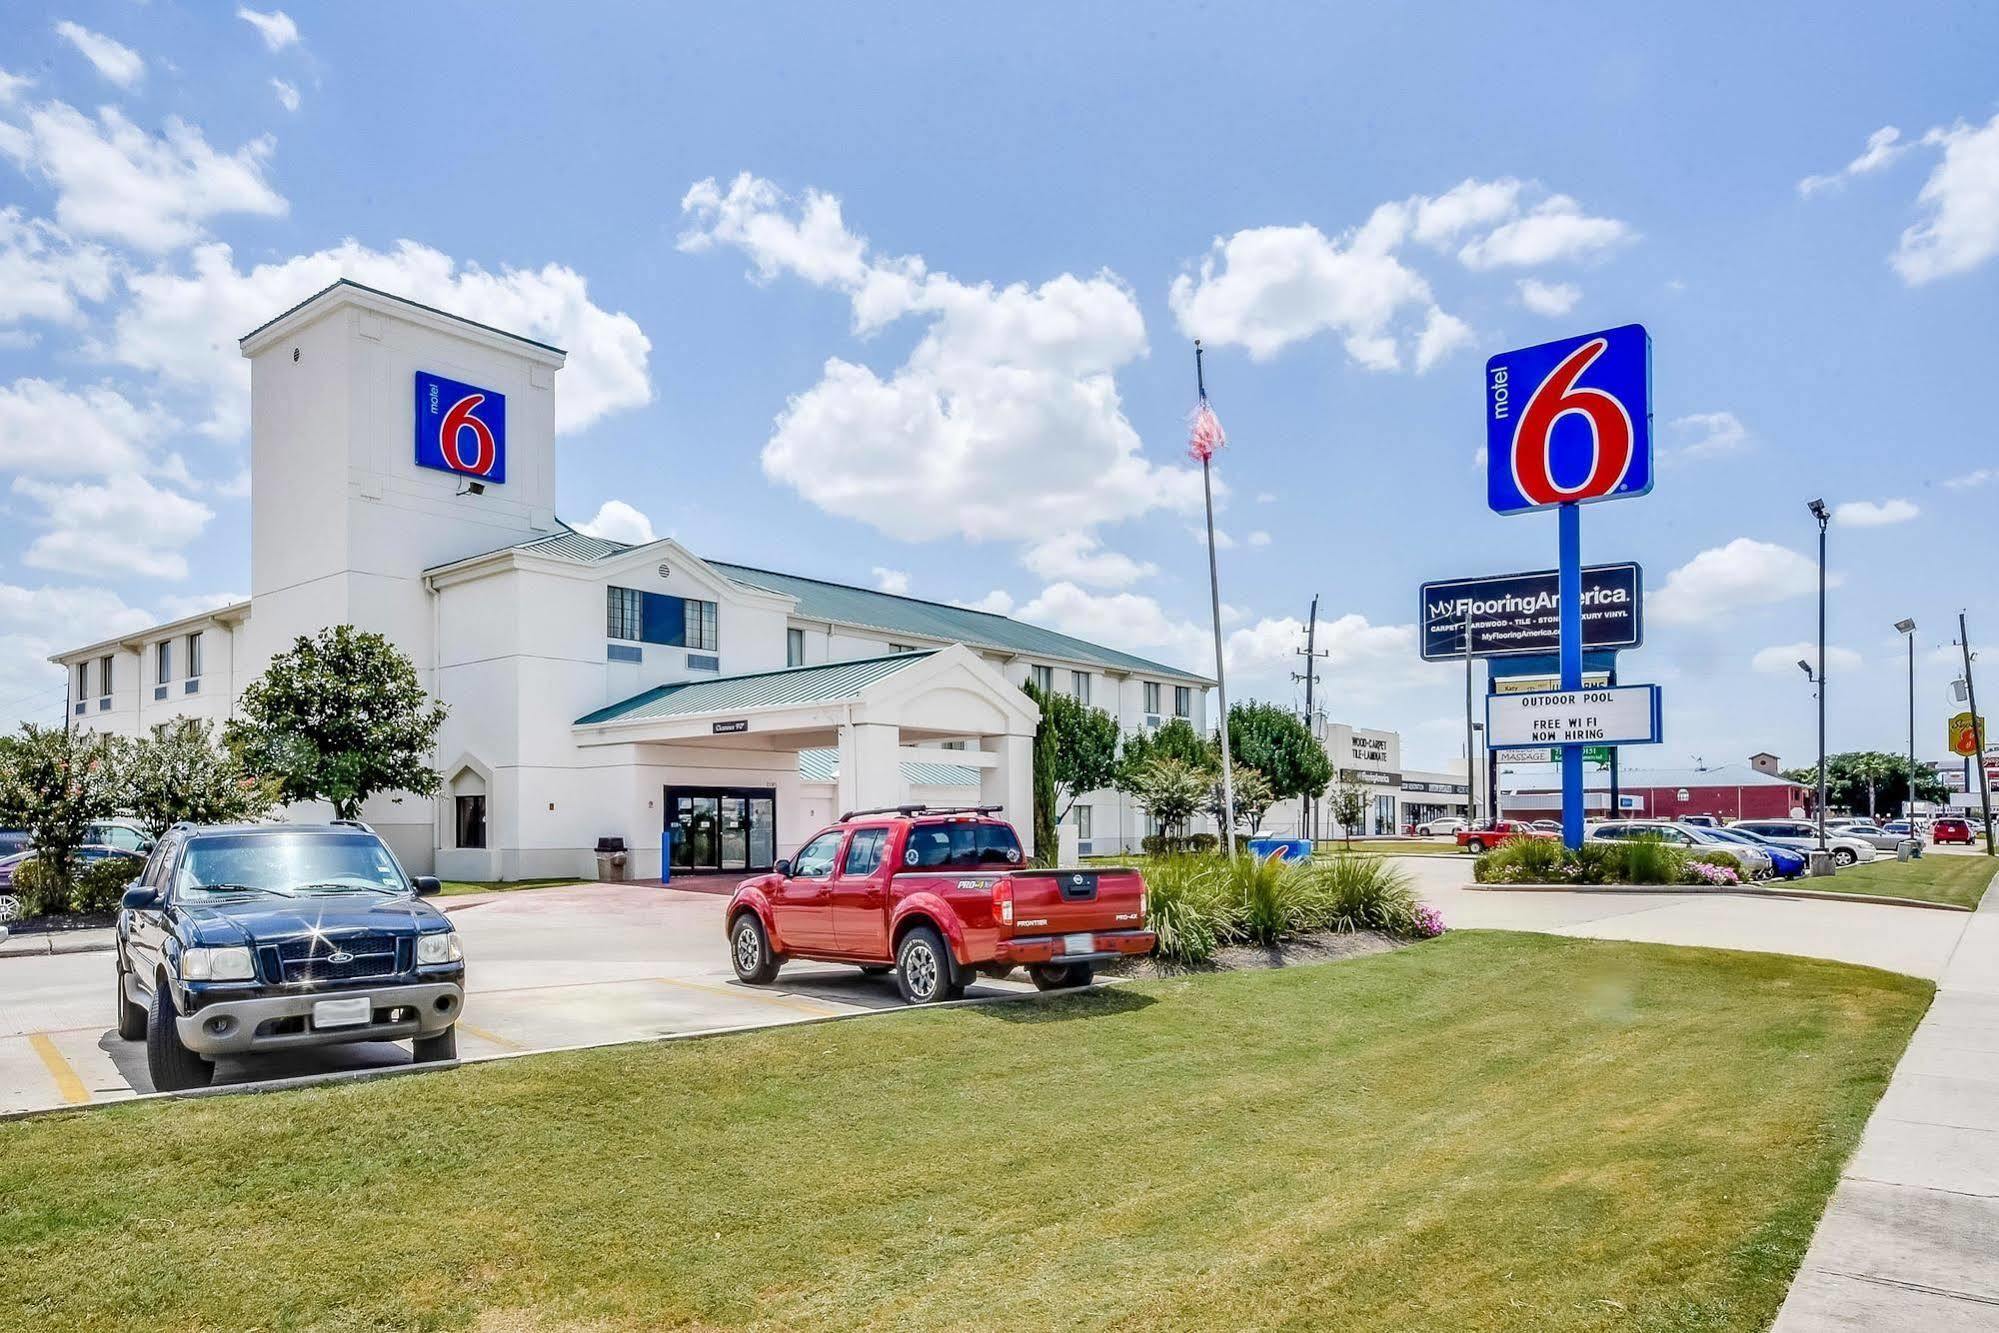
[[725, 806, 1154, 1004], [1932, 817, 1976, 846], [1456, 820, 1558, 854]]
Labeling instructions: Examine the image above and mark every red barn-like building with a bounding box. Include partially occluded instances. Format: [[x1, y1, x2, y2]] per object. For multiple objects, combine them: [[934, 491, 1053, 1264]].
[[1501, 763, 1813, 822]]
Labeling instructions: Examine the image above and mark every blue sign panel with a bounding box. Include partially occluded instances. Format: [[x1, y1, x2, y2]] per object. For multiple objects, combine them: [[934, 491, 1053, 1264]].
[[414, 371, 506, 484], [1419, 562, 1642, 660], [1486, 324, 1650, 515]]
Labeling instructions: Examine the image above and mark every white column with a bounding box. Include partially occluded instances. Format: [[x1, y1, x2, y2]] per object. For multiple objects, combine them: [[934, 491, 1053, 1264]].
[[981, 732, 1035, 855], [840, 722, 905, 815]]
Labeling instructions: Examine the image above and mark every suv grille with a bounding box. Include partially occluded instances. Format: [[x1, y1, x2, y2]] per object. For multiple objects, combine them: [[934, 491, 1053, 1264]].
[[273, 932, 403, 984]]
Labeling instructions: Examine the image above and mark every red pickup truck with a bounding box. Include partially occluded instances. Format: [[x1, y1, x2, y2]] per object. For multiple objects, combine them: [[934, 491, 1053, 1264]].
[[725, 806, 1154, 1004], [1456, 820, 1557, 854]]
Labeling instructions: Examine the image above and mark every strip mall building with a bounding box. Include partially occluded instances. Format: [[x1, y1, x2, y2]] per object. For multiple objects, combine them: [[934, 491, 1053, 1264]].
[[54, 282, 1210, 879]]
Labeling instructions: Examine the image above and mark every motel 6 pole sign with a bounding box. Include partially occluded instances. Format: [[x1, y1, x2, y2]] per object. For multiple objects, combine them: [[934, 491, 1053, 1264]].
[[1485, 324, 1658, 848]]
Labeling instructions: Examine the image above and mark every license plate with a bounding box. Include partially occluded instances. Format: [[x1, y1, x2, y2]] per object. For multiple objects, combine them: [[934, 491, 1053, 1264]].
[[1063, 932, 1093, 956], [312, 996, 371, 1029]]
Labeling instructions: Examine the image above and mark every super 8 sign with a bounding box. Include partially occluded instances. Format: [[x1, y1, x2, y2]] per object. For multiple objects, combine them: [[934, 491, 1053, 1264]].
[[1486, 324, 1651, 515], [414, 371, 506, 484]]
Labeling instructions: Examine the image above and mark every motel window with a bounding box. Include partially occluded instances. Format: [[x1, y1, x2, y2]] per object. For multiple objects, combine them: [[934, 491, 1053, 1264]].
[[98, 655, 114, 700], [1143, 681, 1161, 716], [155, 641, 171, 686], [185, 632, 203, 681], [1074, 804, 1093, 840], [1174, 685, 1192, 718], [1030, 664, 1053, 694], [454, 795, 487, 849], [606, 587, 719, 652], [888, 643, 920, 654], [75, 662, 88, 700], [787, 627, 806, 667], [1071, 671, 1090, 705]]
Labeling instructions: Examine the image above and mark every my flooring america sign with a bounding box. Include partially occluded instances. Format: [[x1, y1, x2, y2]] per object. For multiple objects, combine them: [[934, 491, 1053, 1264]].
[[1419, 563, 1642, 660]]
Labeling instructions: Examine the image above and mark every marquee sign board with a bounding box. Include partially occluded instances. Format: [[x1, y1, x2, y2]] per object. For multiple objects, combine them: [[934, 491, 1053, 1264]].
[[414, 370, 507, 483], [1486, 685, 1663, 750], [1486, 325, 1652, 515], [1420, 563, 1642, 660]]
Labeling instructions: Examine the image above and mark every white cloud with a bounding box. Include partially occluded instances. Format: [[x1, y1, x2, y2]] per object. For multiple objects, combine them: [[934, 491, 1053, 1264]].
[[0, 101, 286, 251], [53, 22, 144, 88], [13, 473, 212, 579], [0, 582, 155, 724], [1517, 278, 1580, 316], [1893, 113, 1999, 283], [1650, 538, 1829, 625], [112, 238, 651, 438], [1247, 530, 1272, 547], [0, 69, 32, 105], [1192, 525, 1236, 551], [1833, 498, 1919, 527], [954, 589, 1015, 615], [1670, 411, 1749, 458], [1408, 178, 1525, 247], [1254, 491, 1276, 504], [271, 79, 300, 113], [1752, 643, 1863, 675], [1798, 127, 1909, 196], [1014, 582, 1211, 671], [575, 499, 655, 545], [157, 590, 247, 621], [1945, 467, 1998, 490], [1021, 531, 1156, 588], [1457, 194, 1634, 269], [0, 379, 153, 475], [870, 567, 911, 596], [237, 8, 301, 51], [0, 208, 114, 325], [681, 173, 1203, 544], [1414, 307, 1472, 372]]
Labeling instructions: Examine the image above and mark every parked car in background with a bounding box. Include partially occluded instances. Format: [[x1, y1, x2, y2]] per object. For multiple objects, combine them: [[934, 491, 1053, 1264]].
[[1932, 817, 1976, 845], [1414, 816, 1467, 836], [1456, 821, 1556, 855], [115, 822, 463, 1092], [0, 844, 145, 891], [1529, 819, 1562, 833], [1679, 815, 1722, 829], [86, 819, 154, 855], [1588, 821, 1774, 877], [1728, 819, 1878, 867], [1699, 826, 1808, 879], [725, 806, 1153, 1003], [1829, 821, 1919, 853], [0, 829, 29, 859]]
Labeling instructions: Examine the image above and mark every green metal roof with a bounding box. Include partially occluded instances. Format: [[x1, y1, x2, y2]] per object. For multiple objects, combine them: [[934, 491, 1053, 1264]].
[[575, 652, 933, 727], [795, 747, 980, 787]]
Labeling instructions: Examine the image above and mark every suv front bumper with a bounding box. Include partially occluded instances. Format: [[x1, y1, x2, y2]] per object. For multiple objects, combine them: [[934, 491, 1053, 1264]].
[[173, 981, 463, 1055]]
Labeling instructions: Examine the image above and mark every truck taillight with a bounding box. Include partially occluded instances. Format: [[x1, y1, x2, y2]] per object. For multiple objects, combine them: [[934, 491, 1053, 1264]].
[[993, 879, 1013, 926]]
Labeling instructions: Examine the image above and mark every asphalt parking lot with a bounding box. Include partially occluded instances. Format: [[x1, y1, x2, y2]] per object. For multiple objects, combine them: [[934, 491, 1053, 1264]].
[[0, 883, 1035, 1116]]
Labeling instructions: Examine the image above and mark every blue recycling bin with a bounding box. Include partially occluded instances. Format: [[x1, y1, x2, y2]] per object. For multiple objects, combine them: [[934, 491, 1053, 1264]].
[[1247, 838, 1310, 863]]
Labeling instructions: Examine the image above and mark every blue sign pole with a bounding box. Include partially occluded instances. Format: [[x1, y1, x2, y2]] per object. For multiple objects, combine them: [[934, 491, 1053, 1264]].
[[1559, 502, 1584, 848]]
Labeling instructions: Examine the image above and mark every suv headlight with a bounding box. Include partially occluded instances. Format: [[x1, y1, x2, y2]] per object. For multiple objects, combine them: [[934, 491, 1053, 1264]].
[[416, 930, 462, 965], [180, 945, 254, 981]]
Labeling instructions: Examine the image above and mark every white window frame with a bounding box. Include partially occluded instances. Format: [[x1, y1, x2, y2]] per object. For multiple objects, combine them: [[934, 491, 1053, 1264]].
[[786, 627, 805, 667]]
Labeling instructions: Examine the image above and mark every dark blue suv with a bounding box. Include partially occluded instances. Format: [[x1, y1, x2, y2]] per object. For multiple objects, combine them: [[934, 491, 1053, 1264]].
[[115, 822, 466, 1092]]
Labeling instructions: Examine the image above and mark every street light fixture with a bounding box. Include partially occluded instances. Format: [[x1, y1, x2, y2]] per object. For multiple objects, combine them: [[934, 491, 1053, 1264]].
[[1808, 499, 1830, 855], [1897, 618, 1918, 829]]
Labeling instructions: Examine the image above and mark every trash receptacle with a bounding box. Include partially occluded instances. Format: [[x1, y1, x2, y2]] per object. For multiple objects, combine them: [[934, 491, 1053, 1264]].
[[1897, 840, 1917, 862], [1247, 838, 1311, 863], [594, 836, 629, 883]]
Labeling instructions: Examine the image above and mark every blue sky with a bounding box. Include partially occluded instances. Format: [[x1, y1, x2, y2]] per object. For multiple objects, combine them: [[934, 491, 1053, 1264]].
[[2, 2, 1996, 774]]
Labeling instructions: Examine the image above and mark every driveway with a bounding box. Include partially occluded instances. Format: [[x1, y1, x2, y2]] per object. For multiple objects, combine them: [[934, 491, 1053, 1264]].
[[0, 883, 1032, 1116]]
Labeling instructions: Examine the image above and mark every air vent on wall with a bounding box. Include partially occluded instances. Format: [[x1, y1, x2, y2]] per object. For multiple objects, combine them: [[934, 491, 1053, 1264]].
[[657, 563, 670, 579]]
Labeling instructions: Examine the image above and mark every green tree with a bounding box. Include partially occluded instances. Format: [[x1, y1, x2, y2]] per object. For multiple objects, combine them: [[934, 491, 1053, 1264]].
[[1785, 752, 1949, 817], [1117, 716, 1214, 795], [1029, 687, 1121, 820], [1328, 770, 1371, 846], [1225, 700, 1333, 804], [226, 625, 448, 819], [0, 724, 126, 901], [126, 718, 282, 837], [1205, 762, 1275, 834], [1021, 681, 1061, 866], [1132, 757, 1207, 841]]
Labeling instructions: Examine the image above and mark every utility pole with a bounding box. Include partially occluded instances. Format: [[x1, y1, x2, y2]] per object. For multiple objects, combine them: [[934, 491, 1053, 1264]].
[[1293, 595, 1328, 841], [1808, 499, 1830, 852], [1463, 620, 1479, 828], [1959, 611, 1996, 856]]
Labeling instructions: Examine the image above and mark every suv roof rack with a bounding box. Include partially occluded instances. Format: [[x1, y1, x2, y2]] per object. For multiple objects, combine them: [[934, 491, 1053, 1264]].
[[837, 803, 1004, 822]]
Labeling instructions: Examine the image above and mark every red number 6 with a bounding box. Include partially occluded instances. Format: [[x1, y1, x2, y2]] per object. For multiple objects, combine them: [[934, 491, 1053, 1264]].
[[1510, 339, 1633, 506], [440, 394, 496, 476]]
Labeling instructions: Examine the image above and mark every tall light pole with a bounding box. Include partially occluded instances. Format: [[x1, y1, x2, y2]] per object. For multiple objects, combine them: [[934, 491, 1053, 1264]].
[[1808, 498, 1830, 851], [1960, 611, 1996, 856], [1897, 618, 1918, 825]]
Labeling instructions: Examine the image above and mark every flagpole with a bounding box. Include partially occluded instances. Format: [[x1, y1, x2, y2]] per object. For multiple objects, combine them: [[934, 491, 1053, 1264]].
[[1195, 340, 1237, 857]]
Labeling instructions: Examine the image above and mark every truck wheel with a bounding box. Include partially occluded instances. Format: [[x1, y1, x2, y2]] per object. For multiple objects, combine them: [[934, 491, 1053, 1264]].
[[145, 984, 212, 1093], [412, 1028, 457, 1063], [730, 912, 780, 985], [114, 960, 146, 1041], [894, 925, 958, 1005], [1029, 962, 1094, 991], [1465, 838, 1486, 855]]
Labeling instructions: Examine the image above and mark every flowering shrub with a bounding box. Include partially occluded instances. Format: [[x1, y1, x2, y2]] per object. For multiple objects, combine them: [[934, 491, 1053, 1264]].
[[1410, 904, 1447, 938], [1684, 860, 1741, 887]]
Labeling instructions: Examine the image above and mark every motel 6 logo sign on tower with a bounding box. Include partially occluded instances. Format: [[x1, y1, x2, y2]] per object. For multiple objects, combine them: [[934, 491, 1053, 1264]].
[[414, 370, 507, 485], [1486, 324, 1651, 514]]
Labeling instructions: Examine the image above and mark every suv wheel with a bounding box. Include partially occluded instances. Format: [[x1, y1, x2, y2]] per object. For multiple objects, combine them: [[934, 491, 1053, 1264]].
[[145, 984, 212, 1093], [412, 1028, 457, 1063], [730, 912, 780, 985], [114, 959, 146, 1041], [894, 925, 960, 1005], [1833, 848, 1857, 867], [1028, 962, 1094, 991]]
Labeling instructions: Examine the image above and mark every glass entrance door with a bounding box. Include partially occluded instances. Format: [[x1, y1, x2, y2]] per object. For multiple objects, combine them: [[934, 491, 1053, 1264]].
[[667, 786, 778, 872], [719, 796, 749, 871]]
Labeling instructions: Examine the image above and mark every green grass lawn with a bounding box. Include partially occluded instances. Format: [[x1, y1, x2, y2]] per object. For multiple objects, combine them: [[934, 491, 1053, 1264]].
[[1808, 853, 1996, 909], [0, 932, 1928, 1332], [437, 876, 585, 897]]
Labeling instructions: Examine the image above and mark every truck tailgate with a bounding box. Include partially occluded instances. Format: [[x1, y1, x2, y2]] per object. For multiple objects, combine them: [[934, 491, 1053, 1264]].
[[1003, 867, 1146, 937]]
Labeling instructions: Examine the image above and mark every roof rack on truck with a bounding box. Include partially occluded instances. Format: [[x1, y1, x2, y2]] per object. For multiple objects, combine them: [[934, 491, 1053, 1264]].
[[837, 803, 1004, 822]]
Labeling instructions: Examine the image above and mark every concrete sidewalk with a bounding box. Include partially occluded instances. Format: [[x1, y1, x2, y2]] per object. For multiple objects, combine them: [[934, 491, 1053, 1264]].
[[1773, 863, 1999, 1330], [0, 925, 115, 957]]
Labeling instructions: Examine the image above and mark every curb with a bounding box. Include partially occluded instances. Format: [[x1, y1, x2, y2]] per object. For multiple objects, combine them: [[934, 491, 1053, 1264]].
[[0, 933, 115, 957], [1463, 882, 1972, 912]]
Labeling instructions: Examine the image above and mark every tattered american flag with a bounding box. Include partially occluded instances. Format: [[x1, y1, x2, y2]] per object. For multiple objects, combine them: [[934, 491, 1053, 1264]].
[[1187, 399, 1226, 463]]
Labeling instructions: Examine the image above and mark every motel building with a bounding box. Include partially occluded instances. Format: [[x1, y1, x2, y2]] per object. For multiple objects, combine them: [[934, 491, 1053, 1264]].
[[1253, 720, 1476, 840], [54, 281, 1210, 879]]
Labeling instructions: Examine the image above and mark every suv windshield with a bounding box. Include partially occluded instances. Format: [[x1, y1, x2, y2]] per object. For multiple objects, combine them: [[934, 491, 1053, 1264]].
[[173, 831, 411, 900], [902, 821, 1023, 869]]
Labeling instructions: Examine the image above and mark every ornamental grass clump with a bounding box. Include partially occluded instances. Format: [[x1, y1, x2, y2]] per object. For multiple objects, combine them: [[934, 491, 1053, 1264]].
[[1225, 852, 1304, 947], [1615, 837, 1687, 885], [1295, 853, 1424, 935], [1142, 855, 1228, 964]]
